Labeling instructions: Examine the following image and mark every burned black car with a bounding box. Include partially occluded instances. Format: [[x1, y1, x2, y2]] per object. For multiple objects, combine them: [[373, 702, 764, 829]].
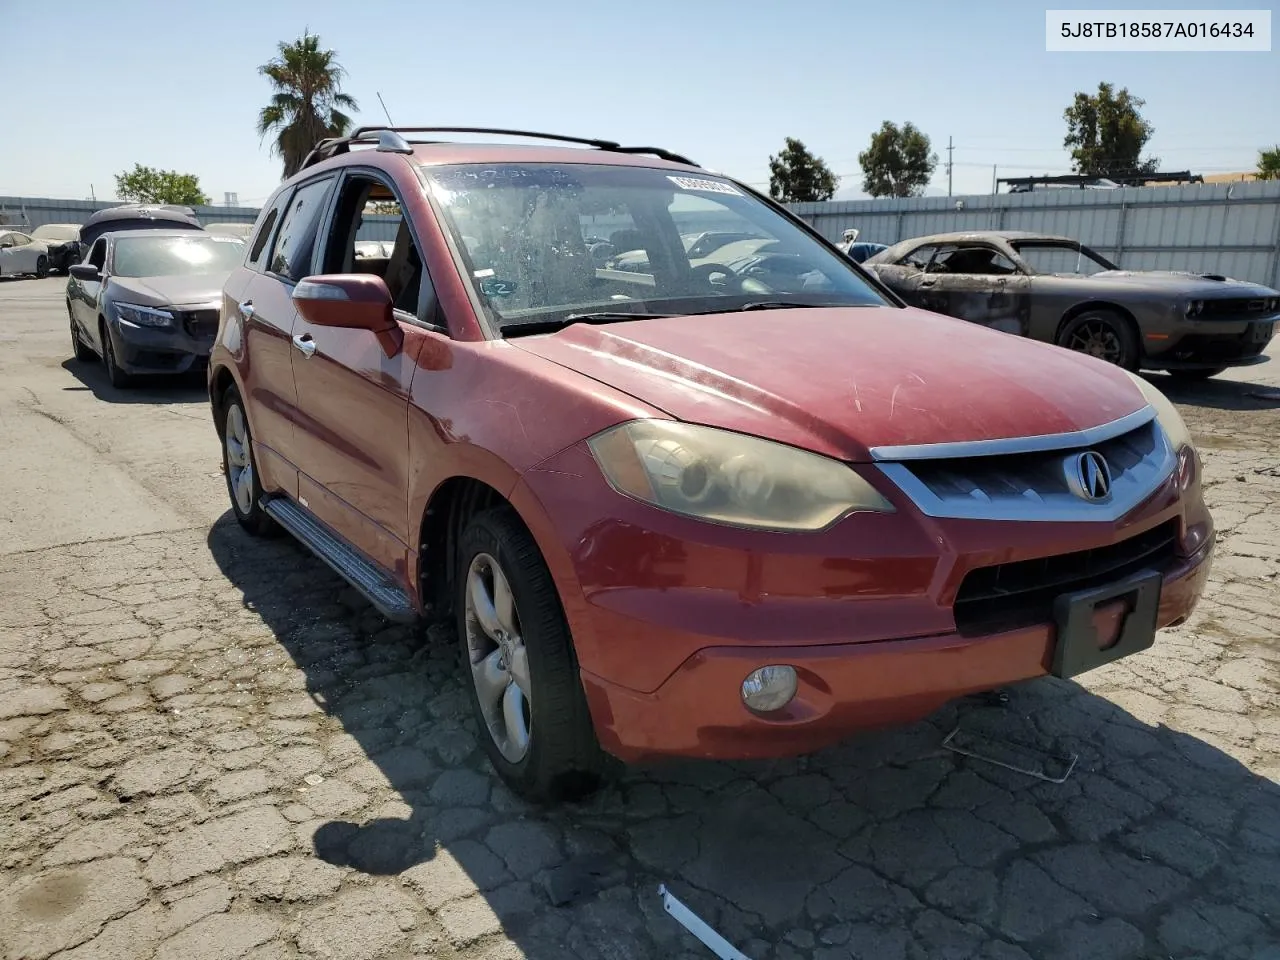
[[77, 204, 205, 252], [864, 230, 1280, 379]]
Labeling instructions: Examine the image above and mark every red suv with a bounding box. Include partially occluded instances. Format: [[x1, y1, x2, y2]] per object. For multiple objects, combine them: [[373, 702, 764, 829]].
[[210, 127, 1213, 800]]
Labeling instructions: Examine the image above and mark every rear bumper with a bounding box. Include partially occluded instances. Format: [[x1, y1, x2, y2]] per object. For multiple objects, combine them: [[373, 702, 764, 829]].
[[583, 538, 1213, 762]]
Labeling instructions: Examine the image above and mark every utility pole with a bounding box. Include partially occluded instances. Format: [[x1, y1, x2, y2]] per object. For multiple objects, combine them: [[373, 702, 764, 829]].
[[946, 136, 953, 197], [89, 184, 96, 201], [991, 165, 997, 195]]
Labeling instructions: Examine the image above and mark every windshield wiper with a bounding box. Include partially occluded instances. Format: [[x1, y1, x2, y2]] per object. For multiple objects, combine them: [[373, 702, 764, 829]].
[[740, 301, 847, 311], [500, 311, 678, 338]]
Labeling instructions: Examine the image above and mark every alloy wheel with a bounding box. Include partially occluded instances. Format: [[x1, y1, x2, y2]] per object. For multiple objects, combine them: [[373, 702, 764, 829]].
[[464, 552, 532, 763], [1066, 320, 1122, 363], [224, 404, 255, 515]]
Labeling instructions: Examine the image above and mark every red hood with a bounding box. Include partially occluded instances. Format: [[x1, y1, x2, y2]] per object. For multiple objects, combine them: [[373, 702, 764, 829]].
[[511, 306, 1149, 461]]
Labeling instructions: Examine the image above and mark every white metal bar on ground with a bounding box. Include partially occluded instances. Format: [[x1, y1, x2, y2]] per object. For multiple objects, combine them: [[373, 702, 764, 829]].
[[657, 885, 754, 960]]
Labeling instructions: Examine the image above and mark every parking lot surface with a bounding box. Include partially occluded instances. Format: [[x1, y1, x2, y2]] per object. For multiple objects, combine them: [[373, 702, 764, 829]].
[[1, 276, 1278, 960]]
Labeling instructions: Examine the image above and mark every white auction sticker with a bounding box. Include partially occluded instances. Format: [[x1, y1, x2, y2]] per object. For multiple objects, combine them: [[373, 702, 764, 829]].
[[1046, 9, 1271, 51], [667, 176, 742, 196]]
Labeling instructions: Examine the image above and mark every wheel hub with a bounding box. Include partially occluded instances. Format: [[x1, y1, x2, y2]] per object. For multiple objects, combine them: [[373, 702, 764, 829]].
[[464, 553, 531, 763]]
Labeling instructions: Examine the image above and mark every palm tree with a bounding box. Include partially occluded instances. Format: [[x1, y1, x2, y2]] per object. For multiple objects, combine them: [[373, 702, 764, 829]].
[[257, 32, 359, 179]]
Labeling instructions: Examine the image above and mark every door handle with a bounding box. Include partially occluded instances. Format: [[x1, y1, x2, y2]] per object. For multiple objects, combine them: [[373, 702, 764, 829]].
[[292, 334, 317, 357], [919, 278, 937, 287], [239, 300, 255, 319]]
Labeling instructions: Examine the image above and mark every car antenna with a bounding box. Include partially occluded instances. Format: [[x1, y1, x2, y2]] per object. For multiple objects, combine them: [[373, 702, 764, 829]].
[[376, 92, 395, 126]]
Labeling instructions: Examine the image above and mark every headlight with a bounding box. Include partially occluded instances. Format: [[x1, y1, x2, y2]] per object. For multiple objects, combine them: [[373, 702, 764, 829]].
[[115, 302, 175, 329], [587, 420, 894, 531], [1184, 300, 1204, 317], [1124, 371, 1192, 453]]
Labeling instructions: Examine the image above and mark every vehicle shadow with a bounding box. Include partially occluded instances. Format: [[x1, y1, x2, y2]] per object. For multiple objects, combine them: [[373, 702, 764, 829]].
[[206, 512, 1280, 958], [60, 358, 207, 404], [1145, 370, 1280, 411]]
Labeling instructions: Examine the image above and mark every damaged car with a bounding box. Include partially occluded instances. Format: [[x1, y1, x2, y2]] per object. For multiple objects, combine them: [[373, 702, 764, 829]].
[[68, 230, 246, 387], [209, 127, 1214, 801], [863, 230, 1279, 379]]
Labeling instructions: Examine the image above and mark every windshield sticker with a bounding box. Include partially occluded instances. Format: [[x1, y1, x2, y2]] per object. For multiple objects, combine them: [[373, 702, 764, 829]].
[[480, 277, 518, 299], [667, 176, 741, 196], [473, 268, 496, 278]]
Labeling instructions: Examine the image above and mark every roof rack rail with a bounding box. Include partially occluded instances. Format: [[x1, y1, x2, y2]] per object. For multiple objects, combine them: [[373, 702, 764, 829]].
[[298, 126, 697, 171]]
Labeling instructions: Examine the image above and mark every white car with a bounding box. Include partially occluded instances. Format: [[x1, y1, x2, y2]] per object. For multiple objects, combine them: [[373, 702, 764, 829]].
[[0, 230, 51, 278]]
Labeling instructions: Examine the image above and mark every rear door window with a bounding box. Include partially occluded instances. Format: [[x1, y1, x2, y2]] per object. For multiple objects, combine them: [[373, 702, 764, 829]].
[[248, 193, 289, 269], [268, 176, 336, 282]]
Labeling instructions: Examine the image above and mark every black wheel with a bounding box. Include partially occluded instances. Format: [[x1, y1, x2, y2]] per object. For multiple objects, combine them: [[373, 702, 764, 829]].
[[1058, 310, 1139, 369], [69, 310, 94, 362], [1167, 367, 1227, 382], [35, 255, 49, 279], [100, 322, 133, 389], [457, 506, 610, 802], [220, 385, 279, 537]]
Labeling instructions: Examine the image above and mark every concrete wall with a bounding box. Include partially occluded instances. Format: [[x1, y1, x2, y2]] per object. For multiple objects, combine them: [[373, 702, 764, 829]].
[[787, 180, 1280, 288]]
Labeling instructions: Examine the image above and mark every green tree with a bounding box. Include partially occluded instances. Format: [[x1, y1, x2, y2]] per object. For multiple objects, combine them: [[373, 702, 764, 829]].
[[114, 164, 210, 206], [1063, 82, 1159, 178], [768, 138, 840, 203], [1256, 145, 1280, 181], [257, 31, 359, 179], [858, 121, 938, 198]]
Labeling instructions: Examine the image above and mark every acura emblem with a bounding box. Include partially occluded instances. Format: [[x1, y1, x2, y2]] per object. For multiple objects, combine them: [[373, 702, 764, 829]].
[[1065, 451, 1112, 501]]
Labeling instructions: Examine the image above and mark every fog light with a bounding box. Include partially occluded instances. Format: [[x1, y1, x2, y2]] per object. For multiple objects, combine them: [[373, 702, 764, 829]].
[[741, 665, 798, 713]]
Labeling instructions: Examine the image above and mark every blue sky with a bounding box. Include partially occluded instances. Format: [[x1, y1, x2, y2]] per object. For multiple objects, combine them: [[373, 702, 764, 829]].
[[3, 0, 1276, 205]]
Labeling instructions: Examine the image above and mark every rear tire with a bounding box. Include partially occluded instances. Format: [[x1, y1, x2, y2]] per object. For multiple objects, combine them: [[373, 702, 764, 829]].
[[219, 385, 279, 537], [1166, 367, 1227, 382], [100, 323, 133, 389], [456, 506, 610, 802], [1057, 310, 1139, 370], [35, 255, 49, 279]]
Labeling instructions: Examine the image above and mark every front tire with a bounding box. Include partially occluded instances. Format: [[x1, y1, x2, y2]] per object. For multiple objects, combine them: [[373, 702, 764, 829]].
[[100, 323, 133, 388], [1166, 367, 1227, 382], [220, 385, 278, 537], [1058, 310, 1138, 369], [457, 507, 608, 802], [35, 255, 49, 279]]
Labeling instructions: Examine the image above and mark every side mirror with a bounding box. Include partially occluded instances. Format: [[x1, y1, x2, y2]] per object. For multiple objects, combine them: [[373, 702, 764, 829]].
[[69, 264, 101, 281], [292, 274, 396, 332]]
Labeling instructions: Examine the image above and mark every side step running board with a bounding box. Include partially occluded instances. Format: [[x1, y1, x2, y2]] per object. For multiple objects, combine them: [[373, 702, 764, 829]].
[[261, 496, 418, 623]]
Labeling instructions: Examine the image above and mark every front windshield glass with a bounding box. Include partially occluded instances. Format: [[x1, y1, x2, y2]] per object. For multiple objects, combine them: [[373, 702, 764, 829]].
[[420, 163, 887, 330], [1013, 241, 1116, 276], [112, 235, 246, 278]]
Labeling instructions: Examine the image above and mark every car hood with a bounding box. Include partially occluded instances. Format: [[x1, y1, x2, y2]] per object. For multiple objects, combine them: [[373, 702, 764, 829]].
[[511, 306, 1149, 462], [1078, 270, 1277, 296], [108, 273, 229, 307]]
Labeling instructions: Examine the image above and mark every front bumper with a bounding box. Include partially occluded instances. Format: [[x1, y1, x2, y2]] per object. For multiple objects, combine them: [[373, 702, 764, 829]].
[[109, 313, 215, 375], [1142, 316, 1276, 369], [516, 439, 1215, 763], [581, 539, 1212, 762]]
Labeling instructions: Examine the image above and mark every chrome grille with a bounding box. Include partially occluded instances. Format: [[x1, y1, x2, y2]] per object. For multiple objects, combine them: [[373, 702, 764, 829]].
[[876, 412, 1177, 522]]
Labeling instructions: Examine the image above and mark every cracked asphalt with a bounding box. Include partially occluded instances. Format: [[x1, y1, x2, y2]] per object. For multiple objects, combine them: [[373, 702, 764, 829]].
[[2, 276, 1278, 960]]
